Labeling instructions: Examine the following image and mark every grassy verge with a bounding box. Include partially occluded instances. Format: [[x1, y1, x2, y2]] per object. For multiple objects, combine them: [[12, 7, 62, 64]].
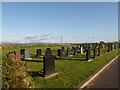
[[25, 49, 119, 88]]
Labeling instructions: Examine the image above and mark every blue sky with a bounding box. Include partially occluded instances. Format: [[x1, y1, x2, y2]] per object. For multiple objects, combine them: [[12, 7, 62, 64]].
[[2, 2, 118, 43]]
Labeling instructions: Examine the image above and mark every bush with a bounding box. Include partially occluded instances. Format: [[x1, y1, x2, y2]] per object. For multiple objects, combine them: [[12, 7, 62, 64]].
[[2, 55, 33, 88]]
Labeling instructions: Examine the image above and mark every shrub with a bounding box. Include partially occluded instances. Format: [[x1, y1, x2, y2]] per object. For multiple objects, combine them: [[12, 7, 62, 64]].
[[2, 55, 34, 88]]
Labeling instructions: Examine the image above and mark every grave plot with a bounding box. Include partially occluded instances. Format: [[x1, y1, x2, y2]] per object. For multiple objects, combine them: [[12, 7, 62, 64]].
[[54, 46, 86, 61], [39, 48, 58, 78], [20, 49, 32, 60], [36, 49, 42, 58]]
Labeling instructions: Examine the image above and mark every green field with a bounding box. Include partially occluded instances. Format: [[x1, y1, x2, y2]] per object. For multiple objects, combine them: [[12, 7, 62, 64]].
[[2, 45, 119, 88]]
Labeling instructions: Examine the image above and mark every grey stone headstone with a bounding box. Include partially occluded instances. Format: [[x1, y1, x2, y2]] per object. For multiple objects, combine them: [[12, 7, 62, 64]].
[[67, 47, 71, 56], [80, 47, 83, 54], [25, 49, 30, 59], [20, 49, 30, 60]]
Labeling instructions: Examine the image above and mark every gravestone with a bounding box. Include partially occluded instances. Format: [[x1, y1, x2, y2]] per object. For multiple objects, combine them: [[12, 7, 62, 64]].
[[93, 48, 97, 58], [97, 47, 100, 56], [66, 47, 71, 56], [76, 46, 79, 49], [73, 47, 77, 55], [72, 46, 74, 52], [80, 46, 83, 54], [20, 49, 31, 60], [39, 48, 55, 77], [112, 44, 114, 50], [45, 48, 52, 55], [114, 44, 116, 49], [111, 44, 113, 51], [107, 45, 111, 52], [57, 49, 62, 59], [86, 49, 91, 61], [61, 47, 64, 52], [43, 55, 55, 77], [36, 49, 42, 57]]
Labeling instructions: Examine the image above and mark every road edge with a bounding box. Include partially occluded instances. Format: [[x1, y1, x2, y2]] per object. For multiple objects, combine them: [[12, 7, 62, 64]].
[[79, 54, 119, 89]]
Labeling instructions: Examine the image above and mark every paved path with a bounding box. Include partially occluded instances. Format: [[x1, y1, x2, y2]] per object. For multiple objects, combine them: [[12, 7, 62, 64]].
[[86, 55, 119, 88]]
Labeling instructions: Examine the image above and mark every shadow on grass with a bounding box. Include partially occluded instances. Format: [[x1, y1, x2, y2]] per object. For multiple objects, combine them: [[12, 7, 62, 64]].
[[22, 59, 43, 62], [61, 57, 88, 62], [28, 71, 40, 77]]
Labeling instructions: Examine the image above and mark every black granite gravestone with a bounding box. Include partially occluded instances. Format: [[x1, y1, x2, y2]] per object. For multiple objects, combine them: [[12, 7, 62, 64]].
[[57, 49, 62, 59], [97, 47, 100, 56], [67, 47, 71, 56], [36, 49, 42, 57], [45, 48, 52, 55], [72, 46, 74, 52], [20, 49, 25, 57], [43, 55, 55, 77], [73, 47, 77, 55], [39, 48, 55, 77], [86, 49, 91, 60], [111, 44, 113, 51], [77, 46, 79, 49], [107, 44, 111, 52], [93, 48, 97, 58], [114, 44, 116, 49]]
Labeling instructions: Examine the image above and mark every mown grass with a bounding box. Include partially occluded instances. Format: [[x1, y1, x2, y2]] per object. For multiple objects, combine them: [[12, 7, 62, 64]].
[[25, 49, 119, 88], [2, 45, 119, 88]]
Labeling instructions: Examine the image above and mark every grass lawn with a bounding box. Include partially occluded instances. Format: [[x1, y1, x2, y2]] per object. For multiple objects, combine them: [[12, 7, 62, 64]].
[[2, 45, 119, 88], [24, 49, 119, 88]]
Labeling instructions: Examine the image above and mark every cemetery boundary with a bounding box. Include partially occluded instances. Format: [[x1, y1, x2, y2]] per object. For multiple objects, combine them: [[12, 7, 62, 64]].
[[78, 54, 119, 89]]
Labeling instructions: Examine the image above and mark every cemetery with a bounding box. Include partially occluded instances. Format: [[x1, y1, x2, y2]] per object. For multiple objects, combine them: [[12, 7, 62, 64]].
[[2, 42, 120, 88]]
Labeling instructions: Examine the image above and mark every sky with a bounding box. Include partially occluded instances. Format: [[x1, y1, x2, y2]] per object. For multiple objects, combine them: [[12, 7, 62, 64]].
[[2, 2, 118, 43]]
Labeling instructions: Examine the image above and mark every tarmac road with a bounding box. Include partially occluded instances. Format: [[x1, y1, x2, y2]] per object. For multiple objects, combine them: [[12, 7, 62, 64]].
[[85, 55, 119, 88]]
